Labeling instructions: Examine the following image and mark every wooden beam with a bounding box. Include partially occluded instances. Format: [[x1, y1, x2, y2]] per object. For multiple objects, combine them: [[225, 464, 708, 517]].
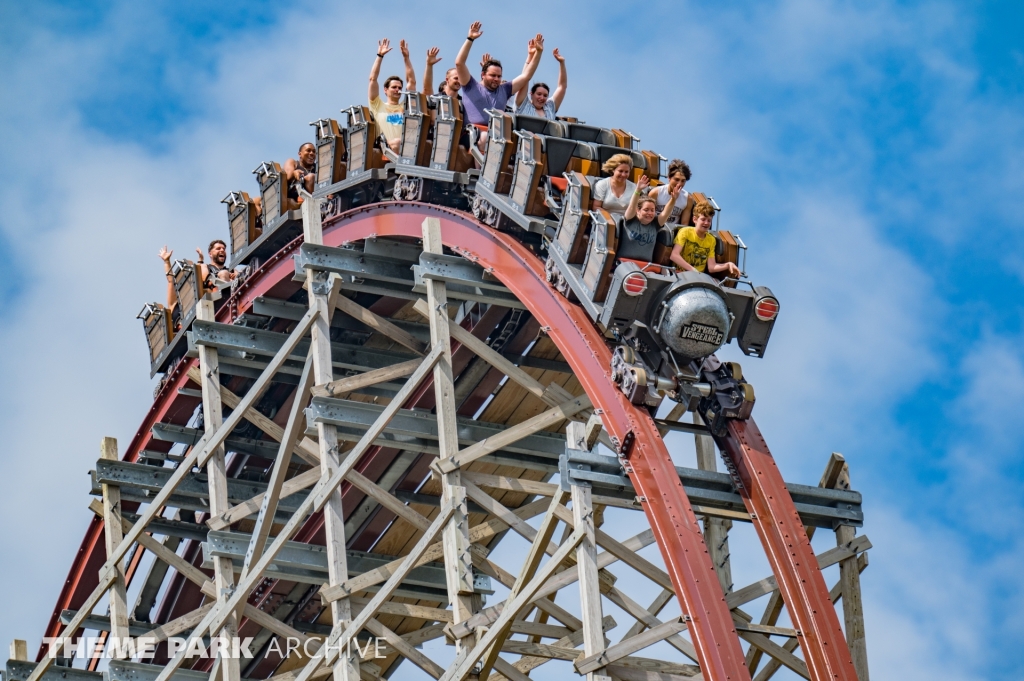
[[102, 304, 320, 581], [490, 616, 616, 681], [10, 639, 28, 661], [99, 437, 130, 654], [603, 587, 700, 663], [321, 497, 551, 604], [25, 568, 117, 681], [241, 352, 315, 580], [186, 366, 320, 466], [620, 589, 674, 643], [411, 298, 574, 407], [726, 534, 872, 609], [438, 527, 585, 681], [146, 603, 214, 644], [196, 296, 242, 681], [311, 358, 423, 398], [434, 394, 591, 474], [421, 216, 477, 647], [334, 293, 427, 355], [292, 502, 455, 681], [303, 192, 360, 681], [568, 421, 608, 681], [833, 457, 870, 681], [361, 619, 443, 680], [576, 616, 689, 675], [208, 467, 322, 531], [476, 484, 569, 679]]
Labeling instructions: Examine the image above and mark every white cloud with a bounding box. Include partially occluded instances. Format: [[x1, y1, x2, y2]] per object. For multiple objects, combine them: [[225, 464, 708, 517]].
[[1, 1, 1022, 678]]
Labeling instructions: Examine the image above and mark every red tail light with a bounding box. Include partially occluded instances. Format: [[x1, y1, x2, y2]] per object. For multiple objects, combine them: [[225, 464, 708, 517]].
[[622, 272, 648, 296], [754, 297, 779, 321]]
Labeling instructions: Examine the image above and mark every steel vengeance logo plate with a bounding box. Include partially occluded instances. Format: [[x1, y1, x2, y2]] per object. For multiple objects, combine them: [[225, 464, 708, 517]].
[[680, 322, 724, 345]]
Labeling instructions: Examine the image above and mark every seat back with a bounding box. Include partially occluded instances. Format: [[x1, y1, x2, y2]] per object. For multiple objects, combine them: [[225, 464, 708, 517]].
[[515, 114, 566, 138], [311, 118, 347, 188], [171, 259, 205, 326], [580, 208, 618, 303], [509, 131, 546, 216], [653, 225, 676, 266], [398, 92, 431, 166], [543, 137, 589, 178], [222, 191, 261, 258], [567, 123, 617, 146], [344, 105, 384, 174], [253, 161, 286, 225], [429, 94, 464, 171], [552, 172, 592, 265], [138, 303, 173, 364], [479, 110, 516, 193], [640, 150, 663, 184]]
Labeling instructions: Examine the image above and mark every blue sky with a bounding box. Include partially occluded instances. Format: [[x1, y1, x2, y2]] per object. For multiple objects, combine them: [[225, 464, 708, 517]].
[[0, 1, 1022, 679]]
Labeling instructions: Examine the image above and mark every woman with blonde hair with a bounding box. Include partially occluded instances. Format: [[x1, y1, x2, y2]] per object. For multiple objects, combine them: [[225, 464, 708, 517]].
[[592, 153, 635, 215]]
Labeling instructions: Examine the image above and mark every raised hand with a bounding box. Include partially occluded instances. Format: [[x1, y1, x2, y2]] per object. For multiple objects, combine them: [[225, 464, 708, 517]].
[[377, 38, 392, 57], [399, 39, 410, 59], [468, 21, 483, 40], [669, 182, 682, 199], [195, 247, 205, 263], [533, 33, 545, 52], [552, 47, 564, 63], [480, 52, 492, 67], [527, 38, 537, 59], [637, 174, 651, 191], [427, 46, 442, 65], [159, 246, 172, 263]]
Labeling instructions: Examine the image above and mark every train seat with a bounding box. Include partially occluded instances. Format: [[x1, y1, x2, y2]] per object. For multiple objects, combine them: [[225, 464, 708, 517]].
[[515, 114, 567, 138], [567, 123, 617, 146], [551, 172, 592, 265], [344, 105, 386, 175], [427, 94, 465, 172], [479, 110, 516, 194], [580, 208, 618, 303], [221, 191, 261, 258], [252, 161, 288, 226], [311, 118, 347, 189]]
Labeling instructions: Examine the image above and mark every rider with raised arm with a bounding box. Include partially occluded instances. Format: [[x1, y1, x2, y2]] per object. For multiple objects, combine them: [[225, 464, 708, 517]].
[[515, 41, 567, 119], [670, 201, 741, 277], [455, 21, 543, 146], [618, 175, 679, 262], [368, 38, 417, 154]]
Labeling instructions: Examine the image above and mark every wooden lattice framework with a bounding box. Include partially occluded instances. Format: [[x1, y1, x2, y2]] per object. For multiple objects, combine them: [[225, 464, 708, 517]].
[[5, 198, 870, 681]]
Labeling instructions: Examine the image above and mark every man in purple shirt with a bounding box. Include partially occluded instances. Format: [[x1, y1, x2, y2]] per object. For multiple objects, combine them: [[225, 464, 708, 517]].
[[455, 21, 543, 149]]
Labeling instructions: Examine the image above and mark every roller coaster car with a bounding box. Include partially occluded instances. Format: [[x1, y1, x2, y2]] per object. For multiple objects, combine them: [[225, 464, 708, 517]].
[[170, 259, 206, 328], [221, 191, 261, 259], [387, 94, 474, 206], [137, 303, 173, 368], [315, 106, 392, 220]]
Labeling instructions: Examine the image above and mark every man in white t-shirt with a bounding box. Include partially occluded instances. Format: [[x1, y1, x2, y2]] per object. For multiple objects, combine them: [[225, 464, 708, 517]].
[[368, 38, 417, 153], [647, 159, 691, 225]]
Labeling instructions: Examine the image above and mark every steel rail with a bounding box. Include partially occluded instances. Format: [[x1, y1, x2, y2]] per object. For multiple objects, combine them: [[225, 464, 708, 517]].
[[717, 418, 859, 680]]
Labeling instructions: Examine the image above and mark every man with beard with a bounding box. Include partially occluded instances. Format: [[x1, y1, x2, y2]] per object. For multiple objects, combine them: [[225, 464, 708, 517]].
[[455, 21, 543, 149], [197, 239, 238, 287]]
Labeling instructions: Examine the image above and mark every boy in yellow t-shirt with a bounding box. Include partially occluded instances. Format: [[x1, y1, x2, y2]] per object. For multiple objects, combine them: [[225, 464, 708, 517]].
[[670, 201, 741, 278]]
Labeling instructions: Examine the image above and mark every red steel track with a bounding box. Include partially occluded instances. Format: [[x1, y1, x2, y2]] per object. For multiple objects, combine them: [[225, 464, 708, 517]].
[[45, 201, 856, 681]]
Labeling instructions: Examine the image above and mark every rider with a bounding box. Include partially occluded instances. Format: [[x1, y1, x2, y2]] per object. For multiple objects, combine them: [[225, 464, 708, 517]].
[[368, 38, 417, 154], [670, 202, 741, 277]]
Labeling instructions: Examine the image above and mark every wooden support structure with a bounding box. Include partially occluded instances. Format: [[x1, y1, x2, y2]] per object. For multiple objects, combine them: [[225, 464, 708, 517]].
[[195, 296, 242, 681], [568, 421, 611, 681], [99, 437, 131, 656], [20, 215, 869, 681], [301, 193, 359, 681], [421, 216, 478, 649]]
